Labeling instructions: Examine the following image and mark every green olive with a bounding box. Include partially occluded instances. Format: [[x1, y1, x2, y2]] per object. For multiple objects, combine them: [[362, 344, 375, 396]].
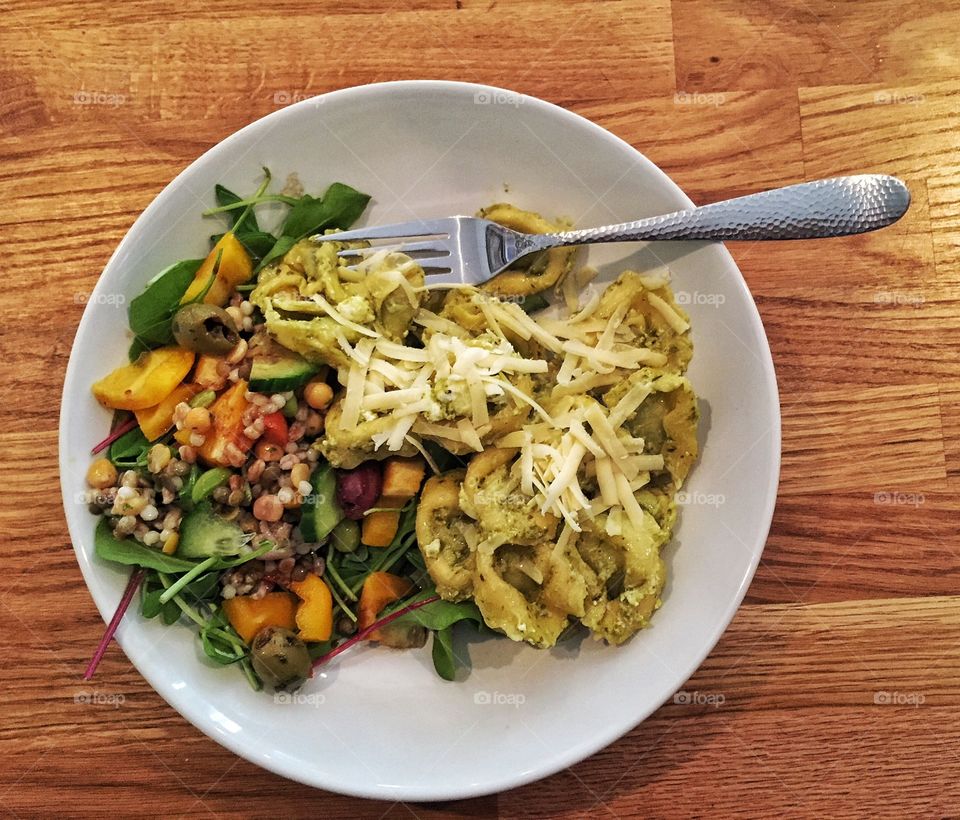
[[250, 626, 311, 692], [330, 518, 361, 553], [171, 303, 240, 355]]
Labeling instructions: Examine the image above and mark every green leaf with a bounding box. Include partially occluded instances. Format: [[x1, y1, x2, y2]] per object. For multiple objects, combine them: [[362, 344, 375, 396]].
[[282, 183, 371, 238], [128, 258, 203, 349], [432, 626, 456, 682], [256, 235, 297, 271], [94, 518, 198, 573], [390, 590, 483, 631], [215, 184, 260, 234], [235, 231, 279, 260], [108, 426, 150, 468], [128, 336, 152, 362], [256, 182, 371, 271]]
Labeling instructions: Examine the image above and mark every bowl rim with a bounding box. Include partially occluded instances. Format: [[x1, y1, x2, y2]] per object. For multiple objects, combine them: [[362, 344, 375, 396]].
[[59, 79, 781, 801]]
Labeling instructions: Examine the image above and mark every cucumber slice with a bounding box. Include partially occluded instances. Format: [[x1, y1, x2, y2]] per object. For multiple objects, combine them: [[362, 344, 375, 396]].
[[300, 461, 343, 543], [177, 502, 249, 559], [249, 345, 318, 392]]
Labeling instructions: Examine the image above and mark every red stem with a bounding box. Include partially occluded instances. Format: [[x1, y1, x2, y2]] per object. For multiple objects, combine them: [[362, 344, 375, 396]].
[[83, 568, 146, 680], [311, 594, 440, 672], [91, 417, 138, 455]]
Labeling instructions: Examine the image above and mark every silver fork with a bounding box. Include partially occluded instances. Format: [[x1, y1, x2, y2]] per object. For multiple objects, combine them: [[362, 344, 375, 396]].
[[327, 174, 910, 286]]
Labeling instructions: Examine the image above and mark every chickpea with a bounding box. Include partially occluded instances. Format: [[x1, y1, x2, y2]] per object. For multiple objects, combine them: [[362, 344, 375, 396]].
[[253, 494, 284, 522], [303, 380, 334, 411], [290, 462, 311, 488], [147, 444, 171, 474], [255, 440, 284, 462], [86, 458, 118, 489], [184, 406, 212, 434]]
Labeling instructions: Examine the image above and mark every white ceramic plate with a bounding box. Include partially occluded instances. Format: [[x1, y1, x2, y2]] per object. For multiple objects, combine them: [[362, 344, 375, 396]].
[[60, 81, 780, 800]]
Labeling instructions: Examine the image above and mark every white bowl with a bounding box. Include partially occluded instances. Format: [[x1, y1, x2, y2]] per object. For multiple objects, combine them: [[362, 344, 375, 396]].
[[60, 80, 780, 800]]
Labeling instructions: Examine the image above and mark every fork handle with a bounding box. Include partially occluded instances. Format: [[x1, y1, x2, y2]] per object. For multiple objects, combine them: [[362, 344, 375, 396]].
[[535, 175, 910, 247]]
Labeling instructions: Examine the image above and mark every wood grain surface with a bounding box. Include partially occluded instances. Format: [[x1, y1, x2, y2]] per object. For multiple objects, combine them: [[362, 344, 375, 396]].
[[2, 1, 958, 817]]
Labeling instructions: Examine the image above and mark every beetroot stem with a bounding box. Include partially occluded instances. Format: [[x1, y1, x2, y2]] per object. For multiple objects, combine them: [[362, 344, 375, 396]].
[[91, 417, 138, 455], [83, 568, 146, 680], [311, 594, 440, 672]]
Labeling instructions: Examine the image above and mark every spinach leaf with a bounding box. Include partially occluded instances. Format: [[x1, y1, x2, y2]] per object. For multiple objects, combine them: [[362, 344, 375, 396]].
[[390, 590, 483, 631], [94, 517, 198, 573], [128, 336, 152, 361], [140, 574, 182, 625], [283, 183, 371, 238], [256, 182, 371, 271], [128, 258, 203, 349], [432, 626, 456, 681], [256, 235, 297, 271], [215, 184, 260, 234], [108, 426, 151, 468]]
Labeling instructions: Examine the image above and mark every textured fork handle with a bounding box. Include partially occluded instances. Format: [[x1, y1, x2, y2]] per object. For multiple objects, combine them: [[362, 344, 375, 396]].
[[537, 175, 910, 247]]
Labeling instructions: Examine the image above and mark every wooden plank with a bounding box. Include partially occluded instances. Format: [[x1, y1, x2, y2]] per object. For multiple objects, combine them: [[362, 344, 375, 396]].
[[575, 90, 804, 202], [779, 383, 945, 494], [798, 81, 960, 279], [673, 0, 960, 91]]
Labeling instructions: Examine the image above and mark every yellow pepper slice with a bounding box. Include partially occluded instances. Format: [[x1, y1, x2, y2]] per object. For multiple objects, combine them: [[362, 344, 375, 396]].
[[180, 232, 253, 307], [134, 382, 200, 441], [289, 574, 334, 642], [222, 592, 299, 644], [92, 346, 195, 410]]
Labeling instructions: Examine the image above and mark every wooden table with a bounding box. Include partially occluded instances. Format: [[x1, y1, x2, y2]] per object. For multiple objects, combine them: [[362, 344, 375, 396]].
[[3, 1, 958, 816]]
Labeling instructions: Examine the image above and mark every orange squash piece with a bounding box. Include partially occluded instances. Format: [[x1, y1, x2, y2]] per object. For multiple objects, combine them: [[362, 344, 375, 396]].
[[92, 346, 195, 410], [193, 354, 229, 391], [288, 574, 334, 642], [180, 232, 253, 307], [361, 496, 403, 548], [134, 383, 200, 441], [222, 592, 298, 644], [357, 571, 414, 640], [197, 379, 253, 466]]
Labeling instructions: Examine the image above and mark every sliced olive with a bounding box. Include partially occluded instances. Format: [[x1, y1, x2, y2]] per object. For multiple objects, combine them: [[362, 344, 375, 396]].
[[171, 303, 240, 355], [250, 626, 311, 692]]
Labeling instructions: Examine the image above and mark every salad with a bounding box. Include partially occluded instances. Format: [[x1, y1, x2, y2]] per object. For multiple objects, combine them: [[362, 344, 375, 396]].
[[81, 170, 699, 693]]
